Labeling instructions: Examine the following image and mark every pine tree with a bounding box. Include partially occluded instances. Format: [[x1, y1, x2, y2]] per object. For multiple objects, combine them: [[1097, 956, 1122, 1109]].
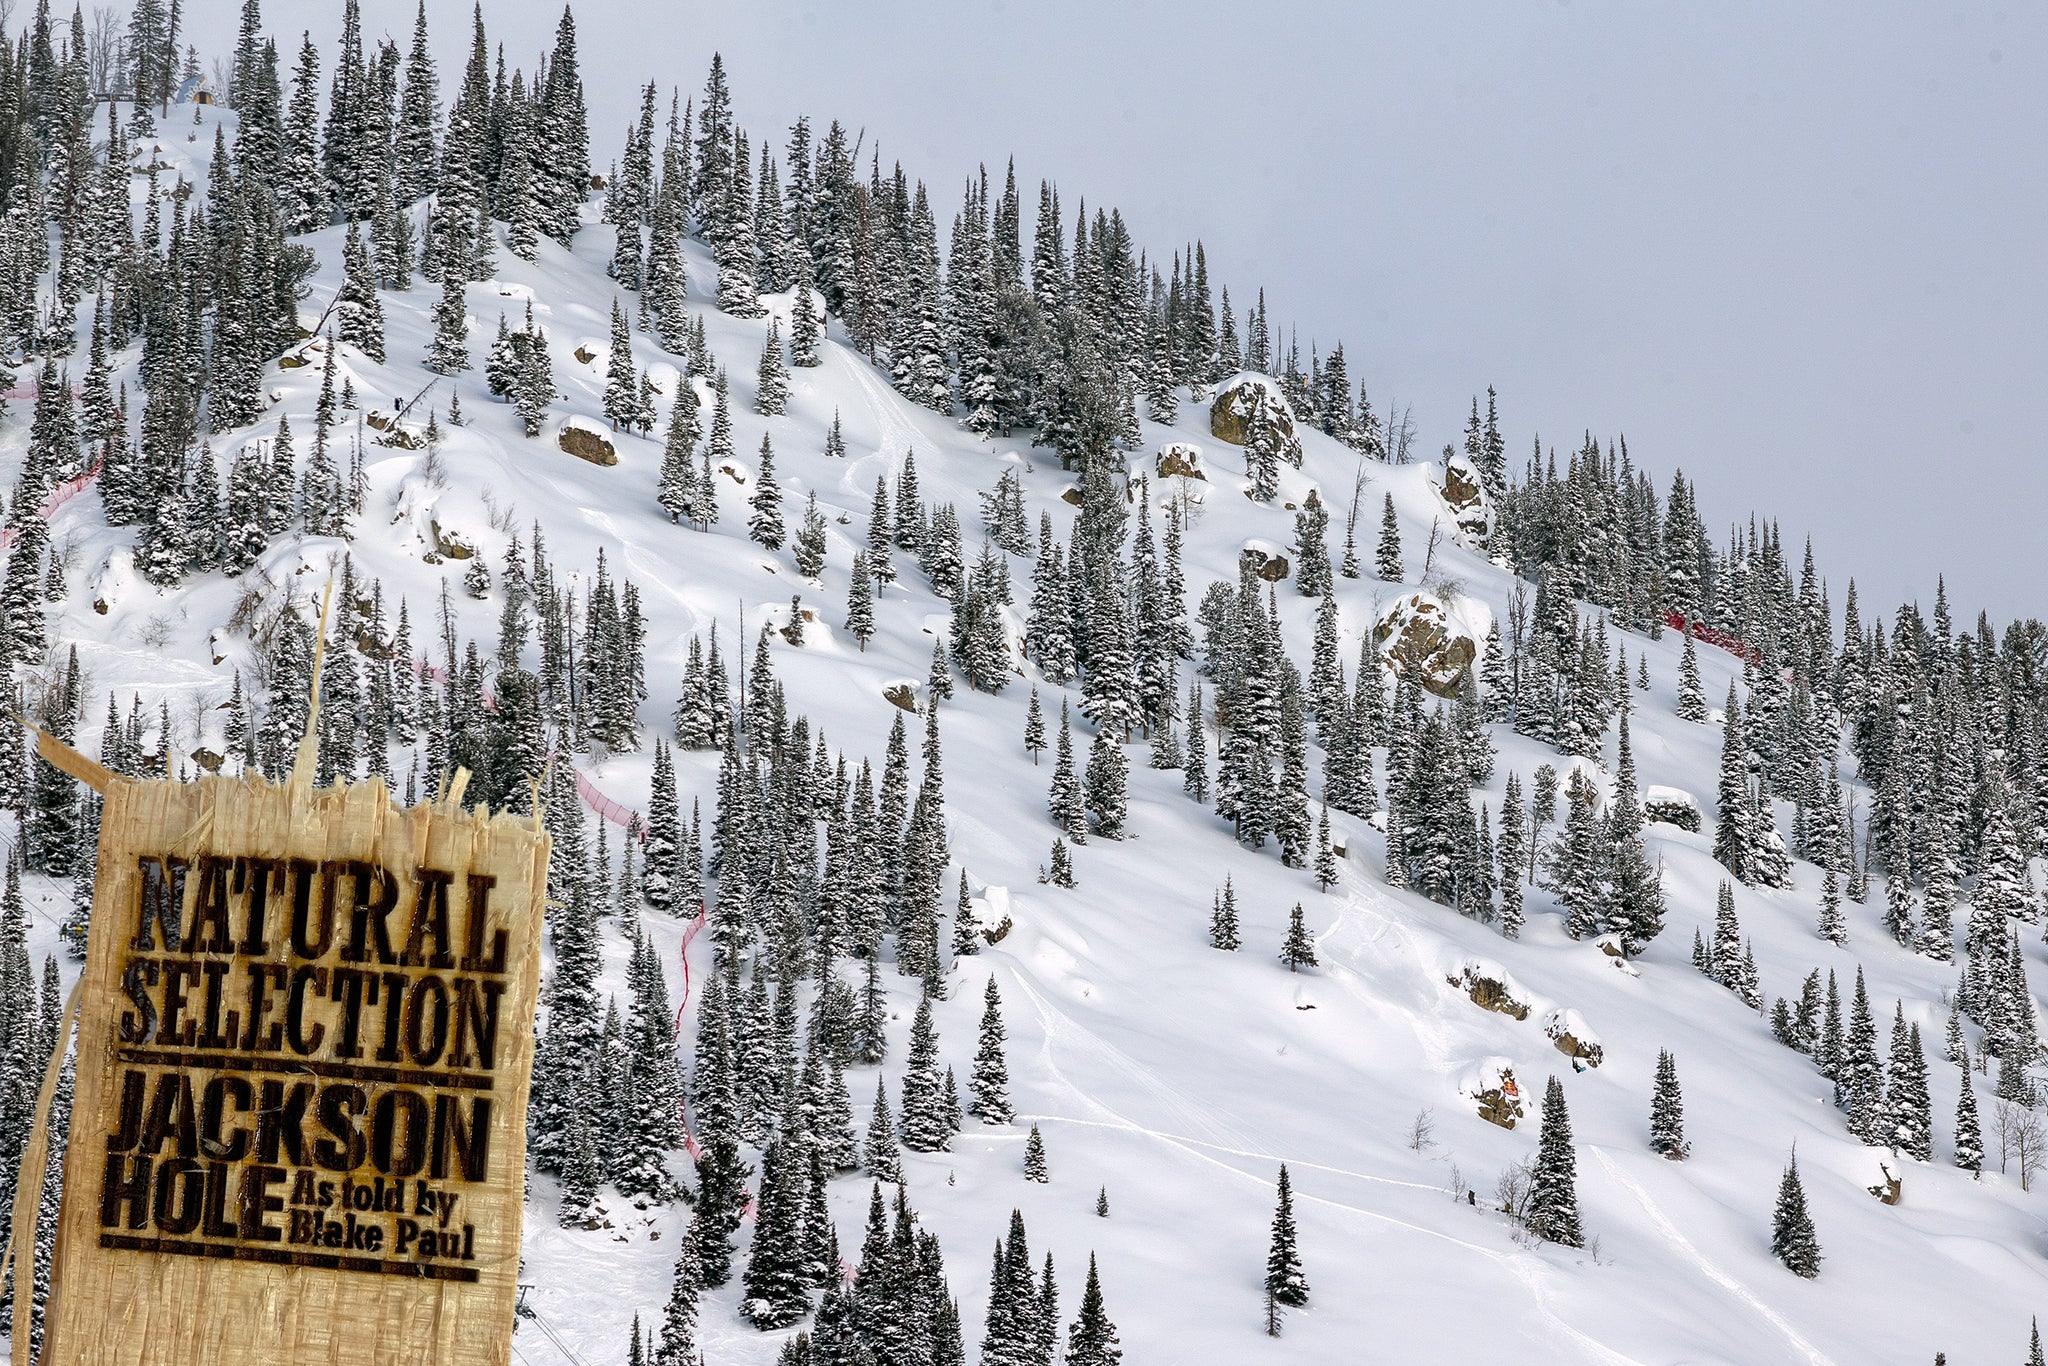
[[899, 992, 950, 1152], [1770, 1150, 1821, 1278], [845, 551, 876, 649], [1953, 1062, 1982, 1173], [1676, 629, 1707, 723], [1046, 836, 1076, 889], [1048, 702, 1086, 844], [865, 1074, 903, 1182], [1313, 806, 1338, 893], [1265, 1165, 1309, 1310], [1650, 1049, 1688, 1159], [970, 976, 1014, 1124], [1526, 1076, 1584, 1248], [790, 283, 823, 366], [1200, 876, 1240, 952], [1083, 730, 1128, 840], [1713, 686, 1755, 882], [652, 1243, 700, 1366], [335, 222, 386, 362], [425, 260, 471, 374], [1279, 904, 1317, 972], [756, 318, 789, 415], [775, 489, 820, 577], [1064, 1255, 1122, 1366], [1884, 1011, 1932, 1160], [1843, 968, 1885, 1143], [604, 298, 640, 430], [742, 1138, 814, 1327], [1817, 866, 1846, 946], [1375, 493, 1403, 580], [1496, 772, 1526, 940], [1024, 1125, 1049, 1182], [1024, 688, 1047, 764], [749, 434, 784, 550]]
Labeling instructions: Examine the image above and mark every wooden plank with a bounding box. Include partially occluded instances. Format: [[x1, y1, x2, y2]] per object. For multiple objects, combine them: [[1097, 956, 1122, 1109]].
[[36, 772, 549, 1366]]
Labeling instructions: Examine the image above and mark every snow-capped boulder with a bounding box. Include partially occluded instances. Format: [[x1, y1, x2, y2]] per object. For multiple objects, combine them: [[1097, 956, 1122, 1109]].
[[1434, 451, 1493, 542], [1447, 961, 1531, 1020], [1155, 442, 1207, 481], [1544, 1009, 1604, 1070], [1373, 593, 1477, 698], [1644, 785, 1702, 832], [427, 516, 476, 561], [558, 417, 618, 466], [1239, 539, 1290, 582], [1207, 374, 1302, 469], [1460, 1061, 1525, 1130]]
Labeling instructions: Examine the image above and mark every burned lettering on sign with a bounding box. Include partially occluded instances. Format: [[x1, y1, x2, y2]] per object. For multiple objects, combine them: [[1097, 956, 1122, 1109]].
[[99, 852, 514, 1280]]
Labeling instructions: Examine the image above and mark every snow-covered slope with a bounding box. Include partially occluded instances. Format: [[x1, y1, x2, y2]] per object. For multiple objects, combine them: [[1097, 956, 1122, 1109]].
[[11, 97, 2043, 1366]]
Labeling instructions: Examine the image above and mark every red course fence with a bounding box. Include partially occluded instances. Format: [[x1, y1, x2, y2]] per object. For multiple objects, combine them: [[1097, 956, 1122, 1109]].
[[0, 460, 102, 551], [1663, 611, 1761, 667], [669, 903, 710, 1162]]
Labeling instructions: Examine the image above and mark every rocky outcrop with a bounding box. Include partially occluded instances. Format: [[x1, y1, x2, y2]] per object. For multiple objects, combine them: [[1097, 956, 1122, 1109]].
[[1644, 785, 1702, 832], [1449, 964, 1531, 1021], [1472, 1067, 1525, 1130], [1373, 594, 1477, 698], [1239, 540, 1290, 583], [1156, 443, 1207, 481], [1208, 376, 1302, 469], [1435, 452, 1493, 542], [1545, 1012, 1605, 1070], [427, 517, 475, 561], [559, 424, 618, 466]]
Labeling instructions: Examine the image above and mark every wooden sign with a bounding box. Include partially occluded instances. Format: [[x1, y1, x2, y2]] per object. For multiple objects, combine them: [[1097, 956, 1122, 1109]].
[[33, 764, 549, 1366]]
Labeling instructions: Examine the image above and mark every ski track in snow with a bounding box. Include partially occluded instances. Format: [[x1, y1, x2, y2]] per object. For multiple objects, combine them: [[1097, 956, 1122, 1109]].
[[1005, 958, 1650, 1366], [1594, 1149, 1839, 1366], [1004, 965, 1260, 1153], [845, 345, 924, 474]]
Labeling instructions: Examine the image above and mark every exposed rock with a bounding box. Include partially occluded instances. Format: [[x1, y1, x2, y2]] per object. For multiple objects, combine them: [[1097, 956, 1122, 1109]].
[[882, 683, 919, 712], [1239, 541, 1290, 583], [1373, 593, 1477, 698], [1449, 964, 1531, 1021], [1059, 485, 1085, 507], [1208, 375, 1302, 469], [573, 345, 598, 365], [1435, 452, 1494, 541], [191, 748, 224, 774], [1547, 1022, 1605, 1070], [982, 916, 1014, 946], [559, 424, 618, 466], [427, 517, 475, 560], [1644, 785, 1702, 832], [1474, 1069, 1525, 1130], [1155, 443, 1207, 481]]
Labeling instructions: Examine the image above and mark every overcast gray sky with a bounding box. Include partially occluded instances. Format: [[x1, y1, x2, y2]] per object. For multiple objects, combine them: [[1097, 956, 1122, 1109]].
[[199, 1, 2046, 626]]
